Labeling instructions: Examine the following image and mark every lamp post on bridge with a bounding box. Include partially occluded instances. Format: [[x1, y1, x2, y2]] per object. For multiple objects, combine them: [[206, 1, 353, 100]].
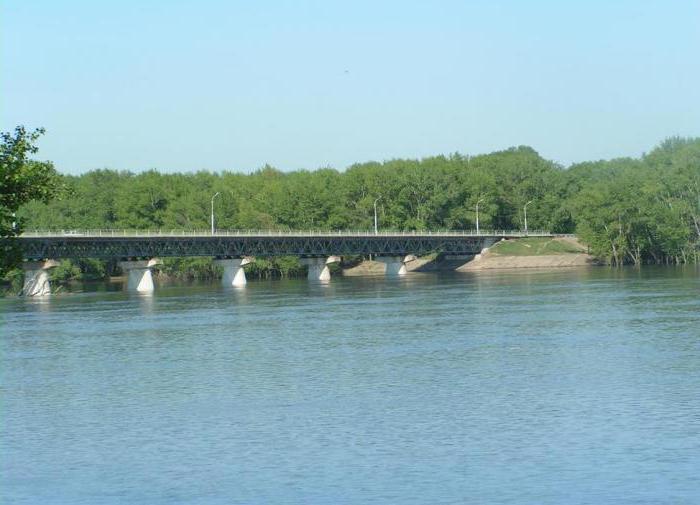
[[475, 197, 485, 235], [523, 200, 533, 236], [211, 192, 221, 235], [373, 196, 382, 235]]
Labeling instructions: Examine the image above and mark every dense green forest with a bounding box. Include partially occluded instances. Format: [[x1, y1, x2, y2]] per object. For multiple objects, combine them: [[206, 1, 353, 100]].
[[14, 137, 700, 275]]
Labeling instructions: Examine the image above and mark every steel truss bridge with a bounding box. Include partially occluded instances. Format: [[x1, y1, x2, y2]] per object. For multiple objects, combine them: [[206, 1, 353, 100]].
[[16, 229, 553, 260]]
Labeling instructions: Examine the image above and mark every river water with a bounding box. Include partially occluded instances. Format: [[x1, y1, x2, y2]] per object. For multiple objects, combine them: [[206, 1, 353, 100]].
[[2, 267, 699, 504]]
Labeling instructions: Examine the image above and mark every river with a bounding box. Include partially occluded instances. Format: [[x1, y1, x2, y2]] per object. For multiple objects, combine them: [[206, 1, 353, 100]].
[[2, 267, 699, 504]]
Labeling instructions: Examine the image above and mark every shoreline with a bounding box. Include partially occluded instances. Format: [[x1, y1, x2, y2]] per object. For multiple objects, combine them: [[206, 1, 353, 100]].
[[457, 253, 596, 271], [343, 238, 597, 275], [342, 253, 596, 276], [458, 236, 596, 271]]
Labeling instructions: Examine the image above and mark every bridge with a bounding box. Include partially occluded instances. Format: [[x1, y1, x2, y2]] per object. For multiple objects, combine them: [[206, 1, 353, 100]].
[[16, 229, 552, 295]]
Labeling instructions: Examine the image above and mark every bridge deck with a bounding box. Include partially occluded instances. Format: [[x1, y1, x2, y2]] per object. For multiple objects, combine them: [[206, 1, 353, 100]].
[[19, 229, 552, 238], [16, 230, 554, 260]]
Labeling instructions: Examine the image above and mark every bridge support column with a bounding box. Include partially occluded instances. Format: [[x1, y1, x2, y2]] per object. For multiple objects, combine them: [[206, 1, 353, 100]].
[[376, 255, 416, 276], [214, 257, 254, 287], [118, 259, 162, 293], [300, 256, 341, 282], [22, 260, 59, 296]]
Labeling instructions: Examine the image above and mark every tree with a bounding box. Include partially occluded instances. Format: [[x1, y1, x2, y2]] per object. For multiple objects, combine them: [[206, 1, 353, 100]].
[[12, 135, 700, 273], [0, 126, 60, 275]]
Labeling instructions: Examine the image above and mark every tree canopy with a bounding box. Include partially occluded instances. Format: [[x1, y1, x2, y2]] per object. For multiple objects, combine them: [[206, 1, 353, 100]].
[[15, 136, 700, 267], [1, 127, 60, 275]]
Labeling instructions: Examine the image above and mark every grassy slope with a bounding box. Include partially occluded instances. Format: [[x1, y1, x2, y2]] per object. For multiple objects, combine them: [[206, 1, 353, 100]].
[[490, 237, 585, 256]]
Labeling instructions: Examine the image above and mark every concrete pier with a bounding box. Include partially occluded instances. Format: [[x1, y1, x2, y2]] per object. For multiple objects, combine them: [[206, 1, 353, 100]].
[[22, 260, 59, 296], [118, 258, 162, 293], [214, 257, 254, 287], [300, 256, 341, 281], [377, 254, 416, 276]]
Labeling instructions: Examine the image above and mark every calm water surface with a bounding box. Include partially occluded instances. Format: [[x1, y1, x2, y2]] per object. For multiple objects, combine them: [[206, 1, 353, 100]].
[[2, 268, 699, 504]]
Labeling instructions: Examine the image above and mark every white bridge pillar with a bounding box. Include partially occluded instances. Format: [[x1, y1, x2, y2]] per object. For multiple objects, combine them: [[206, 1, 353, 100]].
[[22, 260, 59, 296], [213, 257, 254, 287], [300, 256, 341, 282], [376, 254, 417, 276], [118, 258, 162, 293]]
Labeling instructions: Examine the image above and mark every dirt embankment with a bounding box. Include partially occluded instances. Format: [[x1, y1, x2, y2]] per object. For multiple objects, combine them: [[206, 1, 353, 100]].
[[342, 256, 433, 276], [342, 237, 596, 275], [457, 252, 593, 270], [457, 237, 596, 271]]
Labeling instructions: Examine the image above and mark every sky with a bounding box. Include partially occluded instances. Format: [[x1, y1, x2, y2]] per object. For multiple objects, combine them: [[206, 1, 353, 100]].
[[2, 0, 699, 174]]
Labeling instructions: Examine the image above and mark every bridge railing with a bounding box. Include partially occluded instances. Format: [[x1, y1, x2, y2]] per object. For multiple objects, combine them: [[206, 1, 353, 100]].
[[19, 229, 555, 238]]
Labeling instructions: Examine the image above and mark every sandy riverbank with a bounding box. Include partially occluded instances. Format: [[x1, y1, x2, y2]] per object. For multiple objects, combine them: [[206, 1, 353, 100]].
[[342, 256, 434, 276], [462, 236, 595, 270], [457, 252, 593, 270], [342, 237, 596, 275]]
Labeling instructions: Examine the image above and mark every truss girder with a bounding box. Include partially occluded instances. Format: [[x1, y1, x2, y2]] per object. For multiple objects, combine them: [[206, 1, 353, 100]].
[[15, 235, 498, 260]]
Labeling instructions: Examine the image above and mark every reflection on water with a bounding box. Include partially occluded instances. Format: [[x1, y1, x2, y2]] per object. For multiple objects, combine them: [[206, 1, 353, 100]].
[[1, 267, 699, 505]]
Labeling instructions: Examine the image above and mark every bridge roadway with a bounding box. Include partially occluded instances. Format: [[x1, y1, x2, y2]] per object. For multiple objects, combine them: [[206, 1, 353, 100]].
[[16, 229, 552, 295], [18, 229, 551, 260]]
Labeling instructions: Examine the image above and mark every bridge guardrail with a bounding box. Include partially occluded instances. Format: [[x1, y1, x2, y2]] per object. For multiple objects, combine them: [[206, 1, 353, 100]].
[[19, 229, 556, 238]]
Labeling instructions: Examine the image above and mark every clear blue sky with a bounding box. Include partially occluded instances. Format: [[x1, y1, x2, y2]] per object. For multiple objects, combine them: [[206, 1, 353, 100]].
[[2, 0, 699, 174]]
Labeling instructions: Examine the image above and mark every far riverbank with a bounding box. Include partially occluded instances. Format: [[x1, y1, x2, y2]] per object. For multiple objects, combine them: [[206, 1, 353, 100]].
[[344, 237, 596, 275]]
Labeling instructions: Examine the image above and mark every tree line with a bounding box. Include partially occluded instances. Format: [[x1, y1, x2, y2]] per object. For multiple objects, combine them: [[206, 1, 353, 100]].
[[3, 128, 700, 283]]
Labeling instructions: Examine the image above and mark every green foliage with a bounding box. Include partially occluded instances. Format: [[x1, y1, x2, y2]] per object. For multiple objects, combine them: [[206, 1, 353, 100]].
[[158, 257, 220, 280], [568, 138, 700, 265], [45, 258, 106, 283], [1, 268, 24, 295], [0, 126, 60, 275], [14, 136, 700, 269], [246, 257, 304, 278], [491, 238, 584, 256], [50, 259, 82, 282], [18, 147, 560, 234]]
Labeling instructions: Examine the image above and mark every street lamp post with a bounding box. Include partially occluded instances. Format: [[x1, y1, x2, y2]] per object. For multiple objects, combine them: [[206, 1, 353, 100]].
[[523, 200, 533, 235], [373, 196, 382, 235], [211, 192, 221, 235], [475, 197, 485, 235]]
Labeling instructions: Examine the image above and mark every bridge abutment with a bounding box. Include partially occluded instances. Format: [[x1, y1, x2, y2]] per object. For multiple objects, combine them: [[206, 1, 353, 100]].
[[118, 259, 162, 293], [22, 260, 59, 296], [214, 257, 254, 287], [376, 254, 416, 276], [301, 256, 341, 282]]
